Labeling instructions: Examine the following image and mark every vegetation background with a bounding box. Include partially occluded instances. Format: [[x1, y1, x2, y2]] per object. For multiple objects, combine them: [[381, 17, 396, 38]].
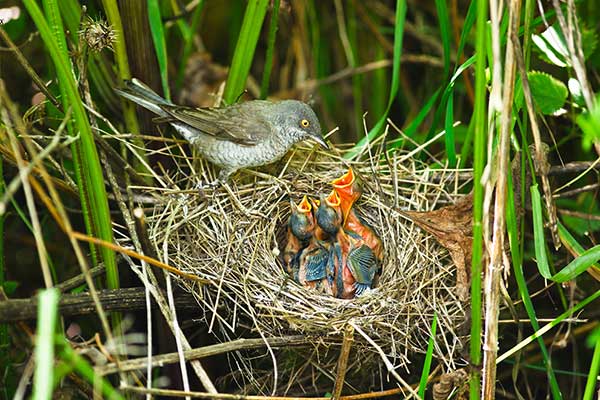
[[0, 0, 599, 398]]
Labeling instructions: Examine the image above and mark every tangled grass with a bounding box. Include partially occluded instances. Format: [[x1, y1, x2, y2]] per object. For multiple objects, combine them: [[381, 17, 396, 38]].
[[141, 135, 472, 393]]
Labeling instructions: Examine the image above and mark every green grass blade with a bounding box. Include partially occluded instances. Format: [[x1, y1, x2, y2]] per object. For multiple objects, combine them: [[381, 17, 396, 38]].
[[557, 221, 600, 271], [507, 174, 562, 399], [32, 288, 59, 400], [470, 0, 489, 397], [347, 0, 406, 158], [147, 0, 170, 100], [223, 0, 270, 104], [259, 0, 280, 99], [435, 0, 451, 79], [23, 0, 118, 289], [583, 326, 600, 400], [552, 244, 600, 283], [444, 92, 456, 166], [175, 1, 206, 91], [418, 313, 438, 398], [498, 289, 600, 363], [530, 184, 552, 279]]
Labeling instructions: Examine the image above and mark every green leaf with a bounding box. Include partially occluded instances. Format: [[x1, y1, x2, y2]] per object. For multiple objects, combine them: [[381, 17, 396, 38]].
[[2, 281, 18, 296], [583, 325, 600, 400], [528, 71, 568, 115], [147, 0, 170, 100], [552, 244, 600, 283], [418, 314, 438, 398], [576, 94, 600, 151], [531, 184, 552, 279], [223, 0, 270, 104]]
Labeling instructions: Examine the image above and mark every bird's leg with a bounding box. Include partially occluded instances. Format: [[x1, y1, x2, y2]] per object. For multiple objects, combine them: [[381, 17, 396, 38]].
[[217, 168, 235, 183], [194, 167, 234, 192]]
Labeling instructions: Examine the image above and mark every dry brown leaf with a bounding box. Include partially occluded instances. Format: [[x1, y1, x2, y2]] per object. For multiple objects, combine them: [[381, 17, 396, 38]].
[[403, 194, 473, 301]]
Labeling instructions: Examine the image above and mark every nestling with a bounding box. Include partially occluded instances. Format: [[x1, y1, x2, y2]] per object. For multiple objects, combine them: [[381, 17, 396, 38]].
[[115, 79, 328, 182]]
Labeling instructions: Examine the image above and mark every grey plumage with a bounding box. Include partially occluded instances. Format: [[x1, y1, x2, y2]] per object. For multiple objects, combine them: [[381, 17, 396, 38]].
[[115, 79, 328, 181]]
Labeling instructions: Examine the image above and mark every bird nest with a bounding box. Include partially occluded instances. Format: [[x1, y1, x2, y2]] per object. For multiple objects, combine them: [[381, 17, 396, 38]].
[[145, 142, 471, 392]]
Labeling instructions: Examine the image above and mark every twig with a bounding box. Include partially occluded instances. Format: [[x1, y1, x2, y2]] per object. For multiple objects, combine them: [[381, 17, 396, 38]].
[[55, 264, 106, 292], [0, 287, 197, 323], [332, 324, 355, 400], [120, 386, 408, 400], [97, 335, 309, 376]]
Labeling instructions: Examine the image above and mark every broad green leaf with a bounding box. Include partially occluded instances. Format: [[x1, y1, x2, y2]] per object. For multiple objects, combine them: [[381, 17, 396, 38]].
[[528, 71, 568, 115]]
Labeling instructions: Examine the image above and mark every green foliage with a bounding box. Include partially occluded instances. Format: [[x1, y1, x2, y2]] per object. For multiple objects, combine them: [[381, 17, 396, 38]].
[[576, 94, 600, 150], [147, 0, 170, 100], [223, 0, 270, 104], [528, 71, 568, 114], [418, 314, 438, 398]]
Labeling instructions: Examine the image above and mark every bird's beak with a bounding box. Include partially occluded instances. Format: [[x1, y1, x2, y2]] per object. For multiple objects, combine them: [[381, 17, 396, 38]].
[[310, 133, 329, 150], [331, 168, 355, 188], [325, 190, 341, 207], [298, 195, 312, 213], [331, 168, 361, 222]]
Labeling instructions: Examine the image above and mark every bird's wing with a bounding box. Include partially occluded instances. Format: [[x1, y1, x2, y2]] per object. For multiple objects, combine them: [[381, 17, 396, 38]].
[[347, 244, 378, 284], [303, 248, 329, 281], [159, 102, 272, 145]]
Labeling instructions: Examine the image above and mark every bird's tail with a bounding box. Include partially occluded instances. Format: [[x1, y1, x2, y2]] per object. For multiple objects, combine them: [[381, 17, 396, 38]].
[[114, 78, 171, 116]]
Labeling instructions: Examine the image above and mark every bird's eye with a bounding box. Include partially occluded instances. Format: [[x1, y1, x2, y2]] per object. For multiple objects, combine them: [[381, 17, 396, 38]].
[[300, 119, 310, 128]]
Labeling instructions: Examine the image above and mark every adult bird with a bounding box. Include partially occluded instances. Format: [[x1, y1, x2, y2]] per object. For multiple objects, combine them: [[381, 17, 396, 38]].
[[115, 79, 328, 183], [331, 168, 384, 261], [283, 196, 315, 282], [317, 190, 379, 298]]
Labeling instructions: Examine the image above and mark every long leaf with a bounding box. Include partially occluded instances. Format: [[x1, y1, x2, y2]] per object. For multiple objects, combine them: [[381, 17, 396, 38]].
[[531, 184, 552, 279], [147, 0, 170, 100], [583, 326, 600, 400], [470, 0, 488, 397], [223, 0, 270, 104], [418, 314, 438, 398], [507, 173, 562, 399]]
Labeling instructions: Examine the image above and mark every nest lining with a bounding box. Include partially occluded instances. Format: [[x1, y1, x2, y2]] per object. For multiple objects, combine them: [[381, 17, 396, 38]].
[[145, 145, 470, 382]]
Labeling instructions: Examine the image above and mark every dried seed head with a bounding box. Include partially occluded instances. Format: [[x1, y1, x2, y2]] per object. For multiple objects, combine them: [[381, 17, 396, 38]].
[[79, 18, 116, 52]]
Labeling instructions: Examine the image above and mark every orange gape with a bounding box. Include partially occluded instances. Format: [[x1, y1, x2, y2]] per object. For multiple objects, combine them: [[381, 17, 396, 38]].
[[331, 168, 383, 262]]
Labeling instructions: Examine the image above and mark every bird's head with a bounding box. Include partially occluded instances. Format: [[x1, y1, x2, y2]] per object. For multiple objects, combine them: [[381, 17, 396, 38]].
[[289, 195, 315, 240], [316, 190, 343, 236], [275, 100, 328, 149], [331, 168, 362, 222]]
